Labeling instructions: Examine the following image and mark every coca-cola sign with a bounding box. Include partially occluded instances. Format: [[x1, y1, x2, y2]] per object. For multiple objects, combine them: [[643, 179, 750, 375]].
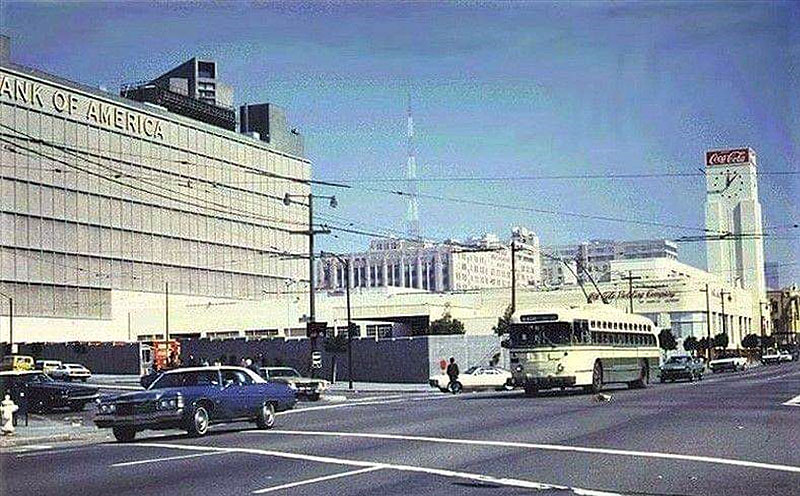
[[706, 148, 750, 167]]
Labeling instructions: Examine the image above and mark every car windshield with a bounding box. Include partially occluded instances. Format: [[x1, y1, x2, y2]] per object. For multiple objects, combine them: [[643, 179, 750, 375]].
[[149, 370, 221, 389], [508, 322, 573, 347], [269, 368, 301, 378], [20, 373, 53, 384], [464, 366, 480, 374], [668, 357, 690, 364]]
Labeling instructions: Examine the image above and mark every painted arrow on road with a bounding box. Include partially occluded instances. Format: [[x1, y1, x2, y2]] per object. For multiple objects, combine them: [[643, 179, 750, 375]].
[[782, 394, 800, 407]]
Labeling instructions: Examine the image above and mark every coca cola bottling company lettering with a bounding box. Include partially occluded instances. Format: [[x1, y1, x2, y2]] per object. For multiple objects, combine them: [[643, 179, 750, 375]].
[[705, 148, 750, 167]]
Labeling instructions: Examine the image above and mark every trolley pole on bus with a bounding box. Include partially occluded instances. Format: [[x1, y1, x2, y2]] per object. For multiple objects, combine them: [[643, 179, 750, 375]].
[[510, 240, 517, 314], [621, 271, 641, 313]]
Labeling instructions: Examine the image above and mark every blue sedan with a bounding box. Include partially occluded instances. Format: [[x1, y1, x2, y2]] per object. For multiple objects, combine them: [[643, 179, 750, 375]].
[[95, 366, 297, 442]]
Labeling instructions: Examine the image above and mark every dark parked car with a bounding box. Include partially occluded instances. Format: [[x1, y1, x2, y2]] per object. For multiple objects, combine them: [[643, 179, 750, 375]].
[[660, 355, 705, 383], [95, 366, 297, 442], [0, 370, 99, 412]]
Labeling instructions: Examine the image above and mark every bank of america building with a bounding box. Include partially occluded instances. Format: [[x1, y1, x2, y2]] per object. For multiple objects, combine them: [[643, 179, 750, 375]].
[[0, 49, 311, 343]]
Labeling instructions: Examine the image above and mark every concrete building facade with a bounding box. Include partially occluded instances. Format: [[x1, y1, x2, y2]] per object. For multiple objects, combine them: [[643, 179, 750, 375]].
[[317, 227, 541, 293], [0, 58, 311, 343], [769, 285, 799, 346], [541, 238, 678, 287]]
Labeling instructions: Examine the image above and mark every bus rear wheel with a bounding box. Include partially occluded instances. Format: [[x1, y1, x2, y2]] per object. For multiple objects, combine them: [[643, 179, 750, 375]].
[[589, 361, 603, 394], [629, 361, 649, 389]]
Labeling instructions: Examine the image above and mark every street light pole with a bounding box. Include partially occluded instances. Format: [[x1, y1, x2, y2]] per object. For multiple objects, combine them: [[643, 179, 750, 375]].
[[322, 252, 353, 390]]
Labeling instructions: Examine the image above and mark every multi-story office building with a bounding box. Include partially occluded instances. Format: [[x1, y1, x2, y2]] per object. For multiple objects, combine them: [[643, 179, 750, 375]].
[[541, 239, 678, 287], [121, 58, 236, 131], [769, 285, 799, 346], [0, 51, 311, 342], [317, 227, 541, 292]]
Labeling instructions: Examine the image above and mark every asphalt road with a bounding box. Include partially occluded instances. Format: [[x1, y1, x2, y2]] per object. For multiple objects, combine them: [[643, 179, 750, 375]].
[[2, 362, 799, 496]]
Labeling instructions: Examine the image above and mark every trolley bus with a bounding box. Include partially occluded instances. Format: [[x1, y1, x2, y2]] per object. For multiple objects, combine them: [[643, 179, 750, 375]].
[[506, 304, 660, 396]]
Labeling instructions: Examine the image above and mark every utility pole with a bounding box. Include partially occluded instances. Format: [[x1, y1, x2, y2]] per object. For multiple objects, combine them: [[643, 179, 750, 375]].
[[285, 192, 336, 378], [621, 271, 642, 313], [0, 291, 11, 354], [322, 252, 354, 390], [165, 281, 169, 342], [700, 284, 712, 361], [510, 240, 517, 314], [720, 290, 731, 349]]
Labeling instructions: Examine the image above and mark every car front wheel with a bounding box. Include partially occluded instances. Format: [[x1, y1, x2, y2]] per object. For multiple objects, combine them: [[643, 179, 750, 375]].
[[186, 405, 210, 437], [256, 402, 276, 429], [113, 426, 136, 443]]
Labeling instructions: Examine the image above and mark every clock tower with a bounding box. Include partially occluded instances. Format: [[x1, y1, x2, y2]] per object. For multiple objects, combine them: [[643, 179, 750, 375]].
[[704, 148, 766, 298]]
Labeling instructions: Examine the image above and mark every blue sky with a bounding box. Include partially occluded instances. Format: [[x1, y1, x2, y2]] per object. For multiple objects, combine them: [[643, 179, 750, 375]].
[[2, 1, 798, 283]]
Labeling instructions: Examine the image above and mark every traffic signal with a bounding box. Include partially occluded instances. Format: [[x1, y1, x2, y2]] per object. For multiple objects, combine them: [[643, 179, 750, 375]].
[[306, 321, 327, 339]]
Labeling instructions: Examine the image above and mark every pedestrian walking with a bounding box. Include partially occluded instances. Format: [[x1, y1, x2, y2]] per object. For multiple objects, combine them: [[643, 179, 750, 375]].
[[446, 357, 461, 394]]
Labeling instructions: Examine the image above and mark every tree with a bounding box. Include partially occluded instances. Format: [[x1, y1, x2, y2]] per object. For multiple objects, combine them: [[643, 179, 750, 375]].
[[697, 337, 710, 354], [426, 312, 466, 336], [683, 336, 698, 354], [713, 332, 729, 350], [741, 334, 760, 350], [493, 305, 514, 336], [323, 333, 348, 383], [658, 328, 677, 351], [762, 335, 776, 350]]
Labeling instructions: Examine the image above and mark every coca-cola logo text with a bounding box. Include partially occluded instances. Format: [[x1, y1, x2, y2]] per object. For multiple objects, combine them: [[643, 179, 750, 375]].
[[706, 149, 749, 166]]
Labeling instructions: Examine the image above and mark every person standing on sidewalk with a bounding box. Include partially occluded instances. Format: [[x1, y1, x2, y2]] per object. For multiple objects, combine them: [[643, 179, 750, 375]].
[[446, 357, 460, 393]]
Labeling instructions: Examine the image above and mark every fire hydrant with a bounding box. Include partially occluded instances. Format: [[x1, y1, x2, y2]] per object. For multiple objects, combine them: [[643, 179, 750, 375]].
[[1, 395, 19, 435]]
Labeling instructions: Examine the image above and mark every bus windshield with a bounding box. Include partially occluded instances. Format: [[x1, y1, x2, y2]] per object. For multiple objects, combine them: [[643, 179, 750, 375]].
[[508, 322, 572, 347]]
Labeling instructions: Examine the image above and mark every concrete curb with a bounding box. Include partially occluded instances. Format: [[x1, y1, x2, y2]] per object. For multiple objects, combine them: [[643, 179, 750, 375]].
[[0, 429, 109, 449]]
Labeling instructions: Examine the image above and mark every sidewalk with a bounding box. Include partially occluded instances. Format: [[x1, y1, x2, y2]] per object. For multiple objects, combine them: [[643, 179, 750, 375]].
[[0, 413, 109, 449]]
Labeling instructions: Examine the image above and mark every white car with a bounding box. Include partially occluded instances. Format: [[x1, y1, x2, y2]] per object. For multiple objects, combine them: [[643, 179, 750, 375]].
[[35, 360, 62, 375], [429, 366, 514, 393], [708, 356, 747, 373], [51, 363, 91, 382]]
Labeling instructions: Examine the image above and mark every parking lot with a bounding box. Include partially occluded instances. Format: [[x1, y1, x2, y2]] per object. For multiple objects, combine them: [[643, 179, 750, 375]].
[[2, 362, 799, 496]]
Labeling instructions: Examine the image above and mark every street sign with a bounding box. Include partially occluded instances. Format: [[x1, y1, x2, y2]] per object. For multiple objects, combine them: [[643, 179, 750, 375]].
[[306, 321, 327, 339], [311, 351, 322, 369]]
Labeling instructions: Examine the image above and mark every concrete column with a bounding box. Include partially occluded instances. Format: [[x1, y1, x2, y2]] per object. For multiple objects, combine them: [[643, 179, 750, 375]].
[[435, 251, 444, 292], [416, 255, 423, 289], [382, 257, 388, 288], [400, 257, 406, 287], [349, 257, 355, 288]]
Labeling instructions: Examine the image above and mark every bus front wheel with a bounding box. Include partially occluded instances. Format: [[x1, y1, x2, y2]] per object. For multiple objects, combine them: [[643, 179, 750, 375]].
[[589, 360, 603, 394]]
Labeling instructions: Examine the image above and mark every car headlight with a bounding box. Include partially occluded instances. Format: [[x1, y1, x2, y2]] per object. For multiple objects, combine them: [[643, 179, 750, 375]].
[[99, 404, 116, 414], [287, 382, 298, 390], [157, 396, 183, 410]]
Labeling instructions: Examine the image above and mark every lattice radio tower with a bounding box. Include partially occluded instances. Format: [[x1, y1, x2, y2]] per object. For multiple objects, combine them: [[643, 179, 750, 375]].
[[405, 90, 420, 240]]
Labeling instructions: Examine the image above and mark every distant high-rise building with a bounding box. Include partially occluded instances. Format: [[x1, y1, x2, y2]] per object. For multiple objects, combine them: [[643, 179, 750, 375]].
[[239, 103, 304, 157], [704, 148, 766, 297], [121, 57, 236, 130], [765, 262, 781, 290], [541, 239, 678, 286]]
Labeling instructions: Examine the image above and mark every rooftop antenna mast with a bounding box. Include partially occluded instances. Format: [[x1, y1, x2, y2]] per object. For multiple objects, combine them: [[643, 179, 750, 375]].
[[405, 86, 420, 240]]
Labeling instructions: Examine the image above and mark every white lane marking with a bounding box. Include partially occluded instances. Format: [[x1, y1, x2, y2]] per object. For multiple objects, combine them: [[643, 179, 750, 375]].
[[256, 429, 800, 475], [277, 398, 407, 416], [782, 394, 800, 407], [252, 467, 384, 494], [5, 444, 53, 454], [111, 451, 228, 467], [16, 445, 99, 457], [122, 442, 620, 495]]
